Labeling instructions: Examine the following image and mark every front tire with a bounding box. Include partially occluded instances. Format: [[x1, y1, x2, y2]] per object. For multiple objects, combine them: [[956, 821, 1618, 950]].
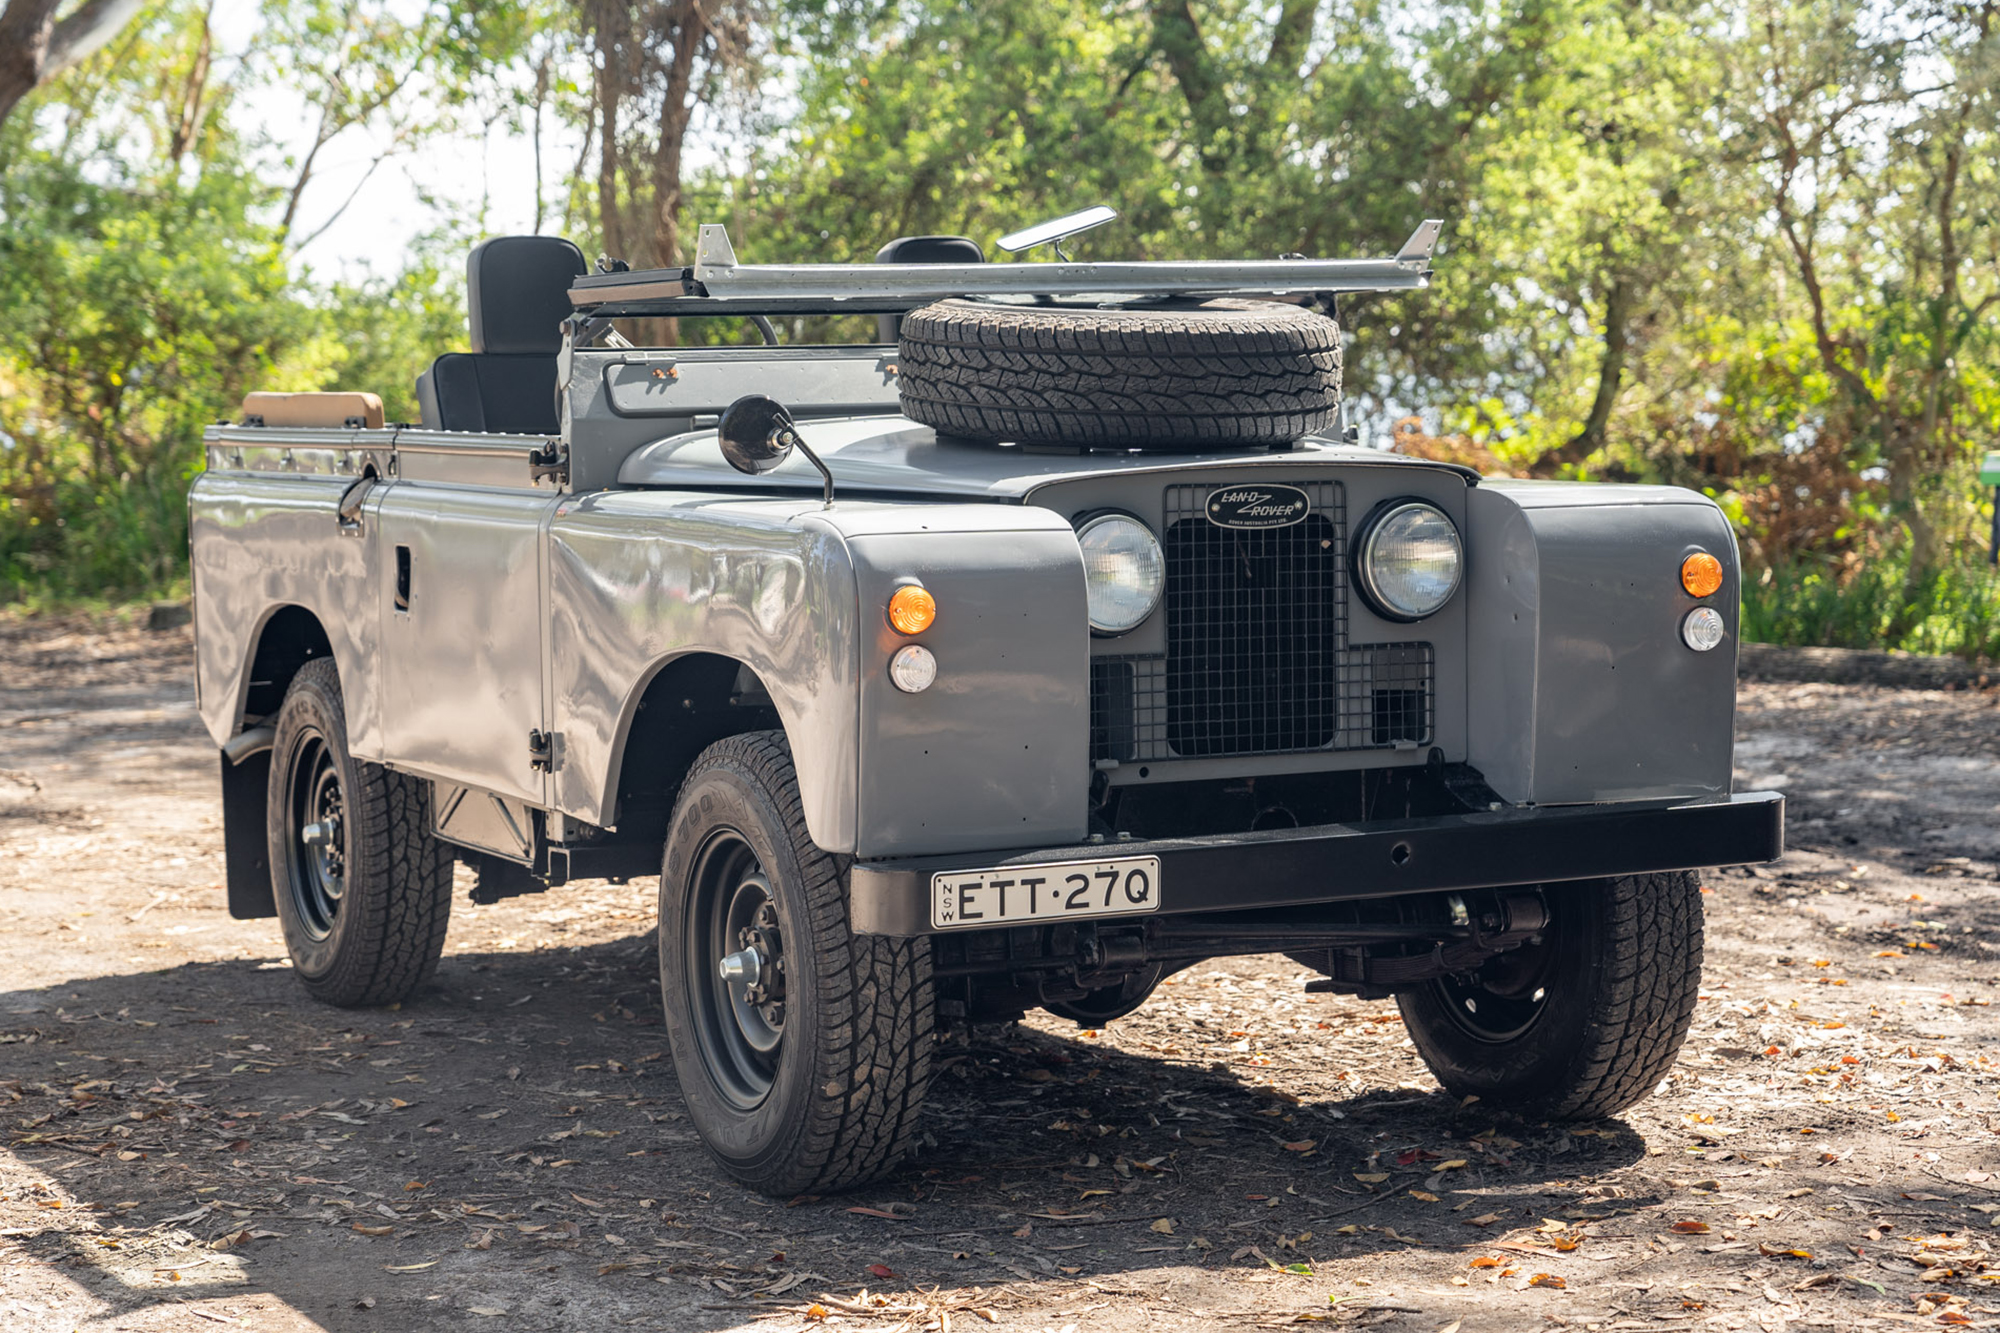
[[1397, 872, 1703, 1119], [659, 732, 934, 1196], [266, 658, 452, 1007]]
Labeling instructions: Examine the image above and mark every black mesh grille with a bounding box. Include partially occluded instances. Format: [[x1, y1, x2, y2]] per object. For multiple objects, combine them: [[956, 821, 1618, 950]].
[[1087, 480, 1434, 764], [1163, 483, 1345, 756]]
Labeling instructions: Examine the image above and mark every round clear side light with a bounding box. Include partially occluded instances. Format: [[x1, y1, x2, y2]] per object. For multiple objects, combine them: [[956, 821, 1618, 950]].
[[1357, 501, 1463, 621], [1076, 513, 1165, 635], [888, 644, 938, 692], [1682, 606, 1726, 652]]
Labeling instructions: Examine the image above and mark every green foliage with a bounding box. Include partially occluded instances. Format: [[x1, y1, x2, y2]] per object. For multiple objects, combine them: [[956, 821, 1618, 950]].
[[1, 0, 1996, 641], [1743, 543, 2000, 663]]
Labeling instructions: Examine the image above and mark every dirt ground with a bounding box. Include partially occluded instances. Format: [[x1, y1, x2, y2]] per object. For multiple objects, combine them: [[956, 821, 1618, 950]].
[[3, 618, 1998, 1333]]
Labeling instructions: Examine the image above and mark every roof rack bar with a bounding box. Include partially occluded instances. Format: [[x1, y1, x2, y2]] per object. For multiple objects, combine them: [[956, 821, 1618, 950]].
[[569, 220, 1444, 316]]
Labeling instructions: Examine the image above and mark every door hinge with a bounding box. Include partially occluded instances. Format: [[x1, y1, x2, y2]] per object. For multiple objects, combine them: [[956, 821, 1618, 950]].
[[528, 729, 563, 773], [528, 442, 568, 487]]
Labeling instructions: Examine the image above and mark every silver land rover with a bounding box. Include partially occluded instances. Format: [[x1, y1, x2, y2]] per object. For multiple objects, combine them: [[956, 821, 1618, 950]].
[[189, 210, 1783, 1195]]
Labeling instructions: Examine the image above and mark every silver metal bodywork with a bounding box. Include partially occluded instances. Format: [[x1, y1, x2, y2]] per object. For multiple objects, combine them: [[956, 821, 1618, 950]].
[[191, 411, 1741, 861]]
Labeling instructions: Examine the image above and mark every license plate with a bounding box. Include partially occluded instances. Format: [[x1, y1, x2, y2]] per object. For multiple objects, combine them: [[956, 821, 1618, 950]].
[[930, 856, 1161, 931]]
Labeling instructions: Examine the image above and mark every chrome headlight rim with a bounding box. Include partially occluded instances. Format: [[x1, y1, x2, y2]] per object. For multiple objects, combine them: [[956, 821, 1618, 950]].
[[1354, 499, 1464, 623], [1075, 510, 1165, 636]]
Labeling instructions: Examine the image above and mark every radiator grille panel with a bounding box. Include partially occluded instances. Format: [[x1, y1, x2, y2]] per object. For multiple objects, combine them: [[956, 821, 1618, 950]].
[[1088, 480, 1434, 765], [1162, 483, 1345, 756]]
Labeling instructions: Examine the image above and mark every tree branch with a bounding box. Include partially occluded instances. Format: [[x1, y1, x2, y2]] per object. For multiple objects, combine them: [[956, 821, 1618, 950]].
[[43, 0, 144, 77]]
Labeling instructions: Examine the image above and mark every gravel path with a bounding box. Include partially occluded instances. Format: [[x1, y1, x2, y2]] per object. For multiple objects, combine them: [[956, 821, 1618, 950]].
[[2, 618, 1997, 1332]]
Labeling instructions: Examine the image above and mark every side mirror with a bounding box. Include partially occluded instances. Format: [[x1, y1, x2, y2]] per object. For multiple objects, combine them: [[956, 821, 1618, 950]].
[[717, 395, 835, 507], [718, 394, 798, 475]]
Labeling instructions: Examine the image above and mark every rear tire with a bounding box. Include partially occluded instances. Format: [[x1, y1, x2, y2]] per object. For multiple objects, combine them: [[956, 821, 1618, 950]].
[[659, 732, 934, 1196], [1397, 873, 1704, 1119], [267, 658, 452, 1007], [897, 298, 1342, 448]]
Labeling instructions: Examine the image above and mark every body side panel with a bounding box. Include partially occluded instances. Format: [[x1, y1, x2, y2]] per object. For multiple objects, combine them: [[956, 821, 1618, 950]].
[[373, 484, 558, 803], [190, 469, 380, 751]]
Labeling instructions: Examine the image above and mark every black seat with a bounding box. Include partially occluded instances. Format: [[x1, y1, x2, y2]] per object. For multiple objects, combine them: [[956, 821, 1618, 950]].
[[415, 236, 587, 434], [874, 235, 983, 343]]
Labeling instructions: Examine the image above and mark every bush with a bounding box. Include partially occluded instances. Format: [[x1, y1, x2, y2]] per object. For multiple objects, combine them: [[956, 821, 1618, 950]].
[[1742, 545, 2000, 662]]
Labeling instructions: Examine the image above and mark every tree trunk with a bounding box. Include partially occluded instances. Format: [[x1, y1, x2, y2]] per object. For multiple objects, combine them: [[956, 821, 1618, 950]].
[[592, 0, 626, 262], [0, 0, 63, 128], [1531, 276, 1632, 476], [167, 4, 213, 163], [0, 0, 148, 128]]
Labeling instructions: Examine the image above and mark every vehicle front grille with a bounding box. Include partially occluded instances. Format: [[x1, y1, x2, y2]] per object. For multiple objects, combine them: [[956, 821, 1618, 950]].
[[1089, 481, 1434, 765]]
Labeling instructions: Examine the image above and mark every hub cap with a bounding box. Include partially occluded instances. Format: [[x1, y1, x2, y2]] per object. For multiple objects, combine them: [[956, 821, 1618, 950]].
[[284, 735, 346, 941], [686, 831, 788, 1109]]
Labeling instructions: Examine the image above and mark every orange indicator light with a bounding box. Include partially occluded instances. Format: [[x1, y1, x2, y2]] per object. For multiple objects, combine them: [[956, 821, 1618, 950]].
[[887, 585, 937, 635], [1680, 552, 1723, 599]]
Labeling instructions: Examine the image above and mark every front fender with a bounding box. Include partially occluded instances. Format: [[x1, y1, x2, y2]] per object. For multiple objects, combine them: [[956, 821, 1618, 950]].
[[548, 495, 1089, 857], [1464, 481, 1739, 805]]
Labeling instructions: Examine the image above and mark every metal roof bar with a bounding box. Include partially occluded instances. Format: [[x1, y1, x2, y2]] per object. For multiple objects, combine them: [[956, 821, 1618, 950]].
[[568, 220, 1443, 317]]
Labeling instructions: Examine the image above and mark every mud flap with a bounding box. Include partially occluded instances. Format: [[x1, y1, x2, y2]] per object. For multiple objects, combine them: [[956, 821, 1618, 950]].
[[221, 752, 276, 919]]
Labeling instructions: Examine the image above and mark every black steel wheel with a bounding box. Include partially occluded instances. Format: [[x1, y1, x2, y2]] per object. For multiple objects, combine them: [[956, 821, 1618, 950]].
[[659, 731, 934, 1197], [685, 833, 788, 1108], [283, 733, 347, 941], [266, 659, 452, 1007], [1397, 873, 1704, 1119]]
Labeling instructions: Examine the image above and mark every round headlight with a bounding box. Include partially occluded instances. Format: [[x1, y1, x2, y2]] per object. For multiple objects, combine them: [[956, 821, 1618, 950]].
[[1356, 501, 1463, 621], [1076, 513, 1165, 635]]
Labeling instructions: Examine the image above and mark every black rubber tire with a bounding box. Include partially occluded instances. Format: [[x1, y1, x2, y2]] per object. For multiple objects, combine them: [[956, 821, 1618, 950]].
[[659, 731, 935, 1196], [1396, 873, 1704, 1119], [897, 298, 1342, 448], [266, 658, 452, 1008]]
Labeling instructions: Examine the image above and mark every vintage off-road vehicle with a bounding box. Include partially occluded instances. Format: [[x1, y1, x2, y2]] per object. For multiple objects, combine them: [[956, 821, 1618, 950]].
[[191, 211, 1783, 1195]]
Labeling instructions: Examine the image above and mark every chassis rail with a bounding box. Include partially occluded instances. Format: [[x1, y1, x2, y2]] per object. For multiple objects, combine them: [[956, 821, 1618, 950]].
[[848, 792, 1785, 936]]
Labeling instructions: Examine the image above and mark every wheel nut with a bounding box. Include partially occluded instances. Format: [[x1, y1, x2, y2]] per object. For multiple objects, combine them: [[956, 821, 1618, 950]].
[[302, 821, 334, 847], [718, 948, 763, 987]]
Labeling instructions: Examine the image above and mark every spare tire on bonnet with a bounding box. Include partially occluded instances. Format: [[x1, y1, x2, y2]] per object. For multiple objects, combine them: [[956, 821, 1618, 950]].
[[895, 297, 1343, 449]]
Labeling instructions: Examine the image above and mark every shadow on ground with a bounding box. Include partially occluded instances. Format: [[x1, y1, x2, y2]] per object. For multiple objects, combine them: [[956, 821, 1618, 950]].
[[3, 937, 1669, 1331]]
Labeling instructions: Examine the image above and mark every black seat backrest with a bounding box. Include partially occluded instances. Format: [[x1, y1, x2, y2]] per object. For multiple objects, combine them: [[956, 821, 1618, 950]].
[[416, 235, 587, 433], [875, 235, 984, 343]]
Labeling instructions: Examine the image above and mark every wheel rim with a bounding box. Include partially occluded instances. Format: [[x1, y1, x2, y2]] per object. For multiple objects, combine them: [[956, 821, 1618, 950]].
[[283, 733, 346, 942], [685, 829, 787, 1110], [1430, 922, 1554, 1044]]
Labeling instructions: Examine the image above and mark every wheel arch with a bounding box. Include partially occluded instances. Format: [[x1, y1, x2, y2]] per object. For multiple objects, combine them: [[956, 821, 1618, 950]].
[[600, 651, 791, 852], [236, 602, 336, 731]]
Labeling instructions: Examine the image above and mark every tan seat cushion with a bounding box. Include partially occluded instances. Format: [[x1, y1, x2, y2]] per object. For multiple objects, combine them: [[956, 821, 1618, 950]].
[[241, 391, 385, 430]]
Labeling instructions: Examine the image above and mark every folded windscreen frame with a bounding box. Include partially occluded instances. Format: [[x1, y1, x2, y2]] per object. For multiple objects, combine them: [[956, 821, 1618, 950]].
[[417, 235, 588, 433], [565, 221, 1445, 322]]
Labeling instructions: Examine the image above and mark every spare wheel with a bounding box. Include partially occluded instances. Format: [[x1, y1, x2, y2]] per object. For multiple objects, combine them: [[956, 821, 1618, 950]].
[[895, 297, 1343, 449]]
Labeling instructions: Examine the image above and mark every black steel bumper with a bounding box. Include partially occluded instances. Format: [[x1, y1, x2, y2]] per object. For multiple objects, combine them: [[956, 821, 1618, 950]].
[[848, 791, 1784, 936]]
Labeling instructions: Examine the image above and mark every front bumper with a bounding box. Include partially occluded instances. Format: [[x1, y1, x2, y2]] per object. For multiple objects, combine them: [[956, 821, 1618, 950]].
[[848, 791, 1784, 936]]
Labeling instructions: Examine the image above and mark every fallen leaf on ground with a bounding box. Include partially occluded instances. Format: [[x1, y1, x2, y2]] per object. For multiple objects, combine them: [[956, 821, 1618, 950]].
[[1151, 1218, 1176, 1234], [1529, 1273, 1567, 1289]]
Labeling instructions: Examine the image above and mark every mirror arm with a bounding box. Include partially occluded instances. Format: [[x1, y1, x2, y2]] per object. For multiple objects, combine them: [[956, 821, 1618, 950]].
[[781, 427, 835, 508]]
